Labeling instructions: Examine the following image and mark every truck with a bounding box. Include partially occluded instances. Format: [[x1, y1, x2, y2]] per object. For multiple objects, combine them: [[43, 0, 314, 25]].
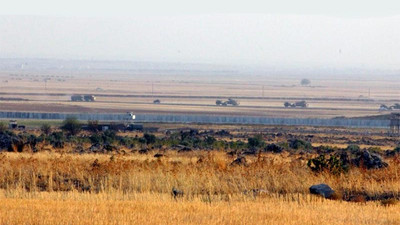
[[284, 100, 308, 108], [71, 95, 96, 102], [71, 95, 84, 101], [83, 95, 96, 102], [216, 98, 239, 106]]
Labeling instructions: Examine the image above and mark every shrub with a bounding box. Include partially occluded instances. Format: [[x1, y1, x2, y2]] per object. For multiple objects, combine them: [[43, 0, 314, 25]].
[[47, 132, 66, 148], [386, 146, 400, 157], [346, 144, 360, 153], [205, 136, 216, 146], [289, 139, 312, 150], [87, 120, 99, 133], [248, 134, 265, 148], [143, 133, 156, 145], [40, 124, 52, 135], [307, 154, 349, 175], [0, 122, 7, 133], [61, 117, 81, 135], [264, 143, 283, 153], [89, 134, 102, 145]]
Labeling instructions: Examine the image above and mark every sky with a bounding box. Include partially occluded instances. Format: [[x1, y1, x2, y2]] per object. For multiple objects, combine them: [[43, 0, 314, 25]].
[[1, 0, 400, 17], [0, 0, 400, 70]]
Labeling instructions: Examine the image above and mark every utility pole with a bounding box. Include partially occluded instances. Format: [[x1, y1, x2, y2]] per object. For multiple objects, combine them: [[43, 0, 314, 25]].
[[368, 88, 371, 99], [44, 78, 49, 91], [262, 85, 265, 97]]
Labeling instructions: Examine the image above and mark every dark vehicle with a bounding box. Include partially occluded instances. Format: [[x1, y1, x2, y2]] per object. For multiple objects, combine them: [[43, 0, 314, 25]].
[[71, 95, 96, 102], [284, 101, 308, 108], [71, 95, 84, 101], [216, 98, 239, 106], [153, 99, 161, 104], [83, 95, 96, 102]]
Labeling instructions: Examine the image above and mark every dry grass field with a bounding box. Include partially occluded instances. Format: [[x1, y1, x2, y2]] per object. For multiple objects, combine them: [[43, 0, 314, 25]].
[[1, 191, 400, 225], [0, 150, 399, 224]]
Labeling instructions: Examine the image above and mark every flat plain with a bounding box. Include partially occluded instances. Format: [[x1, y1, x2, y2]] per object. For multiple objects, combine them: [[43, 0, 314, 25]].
[[1, 70, 399, 118]]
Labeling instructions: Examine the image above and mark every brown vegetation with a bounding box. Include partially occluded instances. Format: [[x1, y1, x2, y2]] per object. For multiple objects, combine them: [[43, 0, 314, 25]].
[[0, 151, 399, 224]]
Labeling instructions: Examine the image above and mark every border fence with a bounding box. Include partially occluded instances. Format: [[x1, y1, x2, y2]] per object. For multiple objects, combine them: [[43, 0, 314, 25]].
[[0, 111, 390, 129]]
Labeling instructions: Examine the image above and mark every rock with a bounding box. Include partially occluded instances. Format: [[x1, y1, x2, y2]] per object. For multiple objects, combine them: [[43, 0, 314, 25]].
[[139, 148, 149, 154], [89, 144, 102, 153], [231, 156, 248, 166], [354, 150, 388, 169], [171, 187, 184, 199], [386, 147, 400, 157], [264, 143, 283, 153], [154, 153, 165, 158], [309, 184, 335, 198]]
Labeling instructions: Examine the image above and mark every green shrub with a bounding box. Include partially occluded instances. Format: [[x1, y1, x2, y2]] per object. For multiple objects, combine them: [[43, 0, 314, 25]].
[[40, 124, 52, 135], [247, 134, 265, 148], [0, 122, 7, 133], [61, 117, 81, 135], [346, 144, 360, 153], [289, 139, 312, 150], [307, 154, 349, 175], [143, 133, 156, 145], [47, 132, 66, 148]]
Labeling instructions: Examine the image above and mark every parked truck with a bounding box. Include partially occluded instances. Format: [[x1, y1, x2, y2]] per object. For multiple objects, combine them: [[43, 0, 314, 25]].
[[216, 98, 239, 106], [71, 95, 96, 102], [284, 100, 308, 108]]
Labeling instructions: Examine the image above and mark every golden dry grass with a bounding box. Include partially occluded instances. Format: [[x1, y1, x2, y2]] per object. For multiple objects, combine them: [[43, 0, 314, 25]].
[[0, 151, 399, 196], [1, 191, 400, 225], [0, 151, 400, 224]]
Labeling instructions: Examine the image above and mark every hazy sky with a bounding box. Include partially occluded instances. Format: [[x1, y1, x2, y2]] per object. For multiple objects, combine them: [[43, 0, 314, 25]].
[[1, 0, 400, 17], [0, 0, 399, 69]]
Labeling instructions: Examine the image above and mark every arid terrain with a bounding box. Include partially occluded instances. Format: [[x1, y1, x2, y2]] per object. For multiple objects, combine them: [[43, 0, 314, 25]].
[[0, 118, 400, 224], [1, 69, 399, 118], [1, 65, 400, 224]]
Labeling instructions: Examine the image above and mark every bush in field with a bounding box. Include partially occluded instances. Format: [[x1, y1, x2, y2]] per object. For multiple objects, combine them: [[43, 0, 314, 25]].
[[204, 136, 216, 147], [47, 132, 66, 148], [61, 117, 81, 135], [247, 134, 265, 148], [307, 154, 349, 175], [87, 120, 99, 133], [89, 134, 102, 145], [40, 124, 52, 135], [386, 146, 400, 157], [265, 143, 283, 153], [0, 122, 7, 133], [229, 140, 247, 150], [144, 133, 156, 145], [346, 144, 361, 153], [289, 139, 312, 150]]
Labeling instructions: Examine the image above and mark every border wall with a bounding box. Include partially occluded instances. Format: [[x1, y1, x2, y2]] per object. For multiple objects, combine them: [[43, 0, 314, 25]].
[[0, 111, 390, 129]]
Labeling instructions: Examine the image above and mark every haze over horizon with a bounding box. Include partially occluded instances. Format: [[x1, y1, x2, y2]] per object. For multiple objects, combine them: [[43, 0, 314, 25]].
[[1, 1, 400, 71]]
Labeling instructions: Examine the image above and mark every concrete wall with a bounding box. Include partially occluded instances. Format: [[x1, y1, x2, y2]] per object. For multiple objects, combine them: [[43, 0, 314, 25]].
[[0, 111, 390, 128]]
